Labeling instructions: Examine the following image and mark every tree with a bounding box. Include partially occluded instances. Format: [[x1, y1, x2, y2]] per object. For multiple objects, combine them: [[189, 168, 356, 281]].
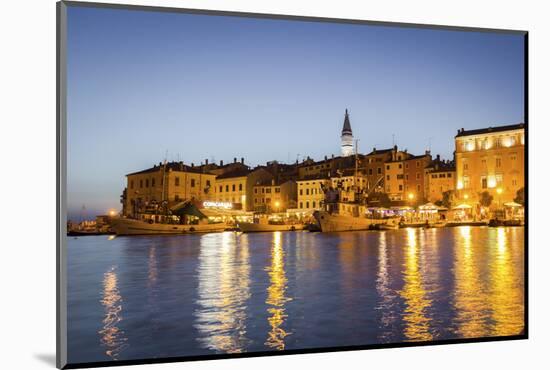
[[514, 187, 525, 205], [479, 191, 493, 208], [439, 190, 454, 209]]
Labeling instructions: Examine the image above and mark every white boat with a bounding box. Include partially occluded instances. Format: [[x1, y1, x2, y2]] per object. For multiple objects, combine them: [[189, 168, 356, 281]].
[[238, 222, 304, 233], [110, 217, 227, 236], [314, 210, 394, 232]]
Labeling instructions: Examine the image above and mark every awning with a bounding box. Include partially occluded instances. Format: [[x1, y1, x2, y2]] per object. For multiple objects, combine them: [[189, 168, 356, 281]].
[[170, 201, 207, 218], [200, 208, 253, 217], [453, 204, 472, 210], [503, 201, 523, 208]]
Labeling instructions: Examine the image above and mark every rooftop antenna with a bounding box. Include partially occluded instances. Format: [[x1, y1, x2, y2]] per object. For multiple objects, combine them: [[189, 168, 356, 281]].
[[392, 134, 395, 146]]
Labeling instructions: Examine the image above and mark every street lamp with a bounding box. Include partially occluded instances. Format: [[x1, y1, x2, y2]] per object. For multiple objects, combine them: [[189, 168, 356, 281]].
[[274, 200, 280, 213], [463, 194, 469, 201]]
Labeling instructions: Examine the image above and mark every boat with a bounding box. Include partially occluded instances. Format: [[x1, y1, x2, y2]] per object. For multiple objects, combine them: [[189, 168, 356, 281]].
[[238, 214, 304, 233], [110, 217, 227, 235], [314, 209, 397, 232]]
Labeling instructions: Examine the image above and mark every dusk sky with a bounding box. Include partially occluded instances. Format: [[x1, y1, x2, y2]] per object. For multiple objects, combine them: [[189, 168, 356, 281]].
[[66, 5, 524, 219]]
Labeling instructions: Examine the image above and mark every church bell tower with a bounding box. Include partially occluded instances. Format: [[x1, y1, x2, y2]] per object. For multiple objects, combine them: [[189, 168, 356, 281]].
[[341, 109, 354, 157]]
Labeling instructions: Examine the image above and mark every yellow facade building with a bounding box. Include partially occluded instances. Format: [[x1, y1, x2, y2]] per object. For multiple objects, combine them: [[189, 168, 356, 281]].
[[253, 180, 297, 213], [124, 162, 217, 216], [214, 167, 273, 211], [455, 123, 525, 205], [297, 176, 330, 211], [424, 157, 456, 203]]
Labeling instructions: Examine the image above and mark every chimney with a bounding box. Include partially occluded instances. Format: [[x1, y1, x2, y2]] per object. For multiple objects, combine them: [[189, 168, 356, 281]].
[[159, 162, 162, 166], [324, 155, 328, 161], [205, 159, 209, 165], [272, 179, 275, 186], [436, 154, 440, 161], [234, 157, 237, 163], [373, 147, 376, 152], [241, 157, 244, 164], [220, 160, 224, 166], [191, 162, 194, 167], [332, 154, 334, 159]]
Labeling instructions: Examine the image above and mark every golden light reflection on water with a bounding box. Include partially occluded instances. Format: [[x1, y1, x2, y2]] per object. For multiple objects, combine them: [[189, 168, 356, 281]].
[[265, 231, 292, 350], [399, 228, 433, 341], [376, 231, 398, 339], [453, 226, 487, 337], [195, 232, 251, 353], [489, 228, 524, 336], [452, 226, 524, 338], [98, 266, 128, 360]]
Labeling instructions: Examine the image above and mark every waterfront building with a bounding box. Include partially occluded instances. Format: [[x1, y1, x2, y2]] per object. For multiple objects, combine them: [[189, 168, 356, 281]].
[[200, 157, 249, 176], [341, 109, 354, 157], [366, 146, 410, 194], [403, 152, 432, 203], [297, 175, 331, 211], [124, 161, 217, 216], [385, 159, 406, 202], [253, 179, 297, 213], [214, 167, 274, 211], [455, 123, 525, 205], [424, 155, 456, 203]]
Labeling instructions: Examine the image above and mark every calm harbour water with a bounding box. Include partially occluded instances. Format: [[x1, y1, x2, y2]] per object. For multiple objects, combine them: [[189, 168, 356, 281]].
[[67, 226, 524, 364]]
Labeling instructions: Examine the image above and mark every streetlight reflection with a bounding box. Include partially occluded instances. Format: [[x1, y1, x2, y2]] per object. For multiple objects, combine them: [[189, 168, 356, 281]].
[[265, 232, 292, 350]]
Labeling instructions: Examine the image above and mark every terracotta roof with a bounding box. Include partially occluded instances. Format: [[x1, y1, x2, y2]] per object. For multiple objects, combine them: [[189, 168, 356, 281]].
[[126, 162, 209, 176], [455, 123, 525, 138], [215, 168, 251, 179]]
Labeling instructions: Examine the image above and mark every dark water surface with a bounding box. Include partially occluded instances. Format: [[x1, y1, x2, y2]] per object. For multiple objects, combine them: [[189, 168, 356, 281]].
[[67, 226, 524, 364]]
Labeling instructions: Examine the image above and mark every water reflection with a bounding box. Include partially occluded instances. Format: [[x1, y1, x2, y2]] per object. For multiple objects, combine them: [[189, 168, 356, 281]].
[[265, 232, 292, 350], [453, 226, 488, 337], [376, 231, 398, 341], [98, 266, 128, 360], [399, 228, 433, 341], [195, 232, 251, 353], [489, 228, 524, 336]]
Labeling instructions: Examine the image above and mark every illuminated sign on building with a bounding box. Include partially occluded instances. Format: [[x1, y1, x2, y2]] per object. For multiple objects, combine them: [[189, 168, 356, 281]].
[[203, 201, 233, 209]]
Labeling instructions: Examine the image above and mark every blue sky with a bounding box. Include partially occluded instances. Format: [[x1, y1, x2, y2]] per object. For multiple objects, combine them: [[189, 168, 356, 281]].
[[66, 5, 524, 219]]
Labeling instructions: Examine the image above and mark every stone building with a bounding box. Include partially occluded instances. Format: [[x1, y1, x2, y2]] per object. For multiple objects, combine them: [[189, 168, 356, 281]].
[[253, 179, 297, 213], [455, 123, 525, 205], [424, 155, 456, 203], [214, 167, 274, 211]]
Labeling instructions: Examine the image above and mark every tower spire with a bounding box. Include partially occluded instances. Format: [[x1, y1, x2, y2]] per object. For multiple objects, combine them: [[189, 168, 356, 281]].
[[341, 109, 354, 156]]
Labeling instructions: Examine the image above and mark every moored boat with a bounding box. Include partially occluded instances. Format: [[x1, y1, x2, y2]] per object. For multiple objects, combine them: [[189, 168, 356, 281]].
[[110, 217, 227, 236], [238, 222, 304, 232], [314, 210, 394, 232]]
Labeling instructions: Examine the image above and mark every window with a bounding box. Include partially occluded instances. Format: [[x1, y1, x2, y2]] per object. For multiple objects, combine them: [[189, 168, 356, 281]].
[[463, 162, 468, 171], [399, 184, 403, 191], [145, 179, 149, 187], [191, 179, 196, 187], [496, 158, 502, 168], [511, 155, 517, 161], [432, 174, 436, 179], [416, 173, 420, 179], [239, 184, 243, 191], [447, 173, 452, 178], [386, 175, 390, 181], [312, 201, 316, 208], [266, 198, 271, 203], [206, 180, 210, 187], [306, 189, 310, 195], [463, 176, 470, 189], [300, 202, 303, 209], [416, 162, 420, 167], [512, 178, 517, 186], [481, 159, 486, 166], [417, 184, 420, 191], [232, 184, 236, 191], [266, 188, 271, 194], [386, 165, 390, 170], [140, 179, 143, 188], [254, 188, 258, 194], [152, 179, 155, 187], [130, 180, 134, 189], [306, 201, 310, 208], [496, 174, 503, 186], [262, 188, 265, 193], [299, 189, 303, 195], [275, 187, 280, 193], [219, 185, 223, 192], [481, 176, 487, 189], [175, 177, 179, 186], [225, 185, 229, 192], [368, 169, 373, 175], [405, 164, 409, 169], [377, 167, 382, 174]]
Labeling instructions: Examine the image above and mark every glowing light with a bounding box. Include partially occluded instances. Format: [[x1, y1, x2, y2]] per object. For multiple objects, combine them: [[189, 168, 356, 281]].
[[108, 209, 117, 216], [487, 177, 497, 188], [457, 180, 464, 190], [274, 201, 280, 208], [203, 201, 233, 209], [496, 188, 503, 195], [408, 193, 415, 200], [463, 194, 469, 200]]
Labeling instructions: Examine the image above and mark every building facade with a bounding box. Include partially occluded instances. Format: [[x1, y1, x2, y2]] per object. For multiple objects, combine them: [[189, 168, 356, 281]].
[[424, 156, 456, 203], [124, 162, 217, 216], [403, 152, 432, 203], [455, 123, 525, 205], [297, 176, 330, 211], [214, 167, 274, 211], [253, 180, 297, 213]]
